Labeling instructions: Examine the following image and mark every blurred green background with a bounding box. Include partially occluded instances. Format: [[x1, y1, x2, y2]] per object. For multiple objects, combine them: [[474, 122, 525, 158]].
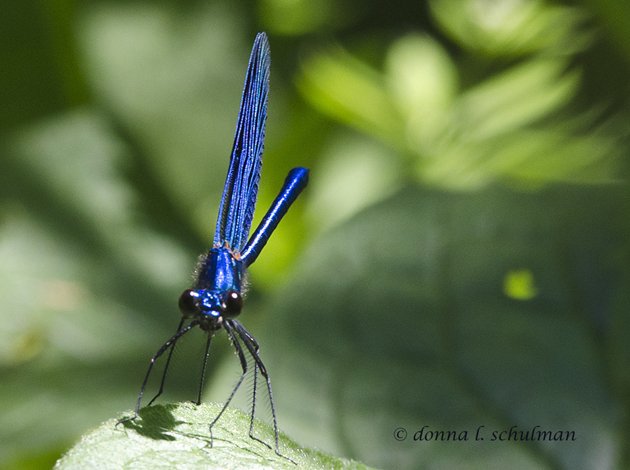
[[1, 0, 629, 468]]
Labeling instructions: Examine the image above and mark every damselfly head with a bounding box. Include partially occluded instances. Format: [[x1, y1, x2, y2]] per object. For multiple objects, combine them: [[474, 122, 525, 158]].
[[178, 288, 242, 331]]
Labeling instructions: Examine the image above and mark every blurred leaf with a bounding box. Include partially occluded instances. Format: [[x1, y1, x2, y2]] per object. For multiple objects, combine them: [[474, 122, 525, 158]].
[[498, 126, 620, 184], [250, 184, 627, 469], [609, 270, 630, 394], [55, 403, 373, 469], [422, 123, 620, 189], [5, 448, 63, 470], [79, 3, 261, 240], [503, 268, 538, 300], [299, 37, 620, 190], [454, 59, 579, 140], [0, 110, 193, 465], [581, 0, 630, 60], [260, 0, 340, 35], [306, 134, 401, 230], [0, 0, 88, 130], [297, 47, 405, 150], [429, 0, 591, 57], [386, 35, 458, 147]]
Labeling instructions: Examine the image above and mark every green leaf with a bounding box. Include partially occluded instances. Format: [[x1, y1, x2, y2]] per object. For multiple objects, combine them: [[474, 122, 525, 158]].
[[429, 0, 591, 57], [454, 59, 579, 140], [297, 48, 404, 150], [251, 185, 628, 469], [297, 38, 620, 190], [0, 0, 88, 130], [421, 125, 619, 189], [55, 403, 374, 469], [0, 109, 193, 466], [259, 0, 339, 35], [386, 34, 458, 147]]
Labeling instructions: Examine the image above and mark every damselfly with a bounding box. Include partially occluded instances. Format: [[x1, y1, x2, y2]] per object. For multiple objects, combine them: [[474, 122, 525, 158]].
[[122, 32, 308, 462]]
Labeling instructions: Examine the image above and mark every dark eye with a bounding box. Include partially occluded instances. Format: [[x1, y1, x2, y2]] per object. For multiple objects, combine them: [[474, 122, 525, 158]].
[[223, 290, 243, 317], [178, 289, 199, 317]]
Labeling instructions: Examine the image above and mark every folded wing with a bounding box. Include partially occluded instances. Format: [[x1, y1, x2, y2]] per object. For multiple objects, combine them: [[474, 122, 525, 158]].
[[214, 33, 270, 253]]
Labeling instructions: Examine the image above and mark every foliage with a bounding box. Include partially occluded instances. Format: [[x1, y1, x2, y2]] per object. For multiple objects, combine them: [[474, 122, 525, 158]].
[[298, 4, 620, 190], [247, 184, 629, 469], [55, 403, 372, 469]]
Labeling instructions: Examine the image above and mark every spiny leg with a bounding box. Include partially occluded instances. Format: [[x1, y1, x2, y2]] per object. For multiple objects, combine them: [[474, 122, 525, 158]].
[[249, 362, 259, 440], [233, 323, 263, 444], [208, 322, 248, 446], [147, 317, 185, 407], [195, 333, 214, 405], [232, 322, 273, 448], [118, 320, 198, 424], [233, 320, 295, 464]]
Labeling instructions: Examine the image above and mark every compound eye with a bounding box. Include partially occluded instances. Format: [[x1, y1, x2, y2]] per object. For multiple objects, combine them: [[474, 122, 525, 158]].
[[223, 290, 243, 317], [178, 289, 199, 317]]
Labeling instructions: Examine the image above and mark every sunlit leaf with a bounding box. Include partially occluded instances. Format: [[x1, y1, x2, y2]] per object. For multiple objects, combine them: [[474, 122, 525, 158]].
[[386, 34, 458, 147], [298, 37, 618, 190], [430, 0, 591, 57], [298, 48, 405, 150], [422, 126, 619, 189], [454, 59, 579, 140], [56, 403, 373, 469], [306, 134, 401, 230]]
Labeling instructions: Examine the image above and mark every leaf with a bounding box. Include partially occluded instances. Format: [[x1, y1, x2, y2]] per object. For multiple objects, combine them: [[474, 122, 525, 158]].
[[583, 0, 630, 59], [259, 0, 338, 35], [55, 403, 374, 470], [0, 0, 88, 130], [385, 34, 458, 146], [421, 125, 620, 189], [297, 48, 404, 150], [0, 110, 193, 466], [429, 0, 591, 57], [297, 39, 620, 190], [250, 185, 628, 469], [454, 59, 579, 140]]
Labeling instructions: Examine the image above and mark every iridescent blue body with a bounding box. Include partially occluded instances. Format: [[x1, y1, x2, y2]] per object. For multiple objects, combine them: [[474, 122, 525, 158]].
[[191, 247, 244, 329], [123, 33, 307, 463], [190, 162, 308, 331], [183, 32, 308, 332]]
